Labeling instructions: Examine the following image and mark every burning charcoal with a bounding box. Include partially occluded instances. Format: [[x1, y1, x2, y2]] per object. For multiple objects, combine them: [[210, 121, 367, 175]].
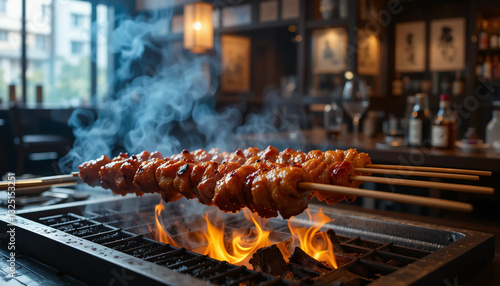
[[314, 268, 361, 286], [289, 247, 333, 274], [249, 245, 290, 276], [326, 229, 346, 254]]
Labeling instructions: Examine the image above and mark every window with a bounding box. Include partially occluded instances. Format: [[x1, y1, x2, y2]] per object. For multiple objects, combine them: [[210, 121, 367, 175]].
[[41, 4, 50, 19], [0, 0, 6, 14], [0, 31, 7, 41], [1, 0, 111, 105], [36, 35, 45, 50], [71, 13, 84, 27], [71, 41, 84, 55]]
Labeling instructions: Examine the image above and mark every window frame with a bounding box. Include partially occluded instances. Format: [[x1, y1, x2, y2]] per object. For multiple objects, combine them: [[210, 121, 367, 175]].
[[17, 0, 113, 105]]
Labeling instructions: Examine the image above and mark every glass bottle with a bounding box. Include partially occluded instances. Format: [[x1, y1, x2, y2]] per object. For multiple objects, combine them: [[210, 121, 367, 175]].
[[403, 95, 415, 144], [483, 54, 492, 81], [408, 93, 431, 147], [452, 71, 464, 96], [486, 110, 500, 145], [479, 20, 489, 50], [490, 22, 499, 49], [432, 94, 457, 149]]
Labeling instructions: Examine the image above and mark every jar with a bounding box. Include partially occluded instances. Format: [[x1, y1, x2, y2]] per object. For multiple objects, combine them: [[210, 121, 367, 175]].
[[486, 110, 500, 145]]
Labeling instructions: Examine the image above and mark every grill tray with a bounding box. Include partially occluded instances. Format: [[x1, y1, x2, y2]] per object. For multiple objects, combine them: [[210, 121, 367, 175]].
[[0, 194, 494, 285]]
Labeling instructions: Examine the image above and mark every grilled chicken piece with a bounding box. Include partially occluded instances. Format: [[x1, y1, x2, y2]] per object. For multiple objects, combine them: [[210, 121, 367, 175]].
[[115, 151, 162, 196], [303, 159, 346, 204], [173, 163, 198, 199], [155, 160, 186, 202], [99, 153, 129, 193], [258, 146, 280, 162], [224, 149, 247, 165], [133, 158, 166, 194], [78, 155, 111, 187], [277, 148, 307, 165], [243, 147, 260, 158], [213, 165, 257, 213], [191, 149, 212, 162], [251, 165, 311, 219], [192, 161, 219, 205]]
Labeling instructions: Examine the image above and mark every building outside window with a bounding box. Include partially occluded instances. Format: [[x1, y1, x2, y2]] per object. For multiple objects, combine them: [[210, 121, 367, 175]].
[[71, 40, 83, 55], [36, 35, 45, 50], [0, 0, 111, 105], [71, 13, 84, 27], [0, 0, 7, 14], [0, 31, 7, 41]]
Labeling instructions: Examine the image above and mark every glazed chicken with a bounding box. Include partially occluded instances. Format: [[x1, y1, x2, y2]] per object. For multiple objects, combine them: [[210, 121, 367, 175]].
[[78, 146, 371, 219]]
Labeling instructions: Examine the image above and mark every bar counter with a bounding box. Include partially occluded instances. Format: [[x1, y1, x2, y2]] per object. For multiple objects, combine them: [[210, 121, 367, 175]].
[[237, 129, 500, 172]]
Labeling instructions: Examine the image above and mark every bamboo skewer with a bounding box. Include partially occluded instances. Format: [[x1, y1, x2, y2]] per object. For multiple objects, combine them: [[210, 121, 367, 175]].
[[0, 173, 79, 190], [298, 182, 473, 212], [354, 168, 480, 181], [365, 164, 492, 176], [350, 175, 494, 195]]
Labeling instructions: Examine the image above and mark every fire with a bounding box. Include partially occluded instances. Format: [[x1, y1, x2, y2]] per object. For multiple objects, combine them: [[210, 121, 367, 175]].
[[202, 211, 271, 265], [287, 209, 338, 269], [152, 201, 336, 269]]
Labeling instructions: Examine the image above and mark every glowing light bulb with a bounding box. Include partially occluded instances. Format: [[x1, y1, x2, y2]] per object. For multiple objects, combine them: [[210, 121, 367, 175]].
[[193, 21, 202, 30], [344, 71, 354, 80]]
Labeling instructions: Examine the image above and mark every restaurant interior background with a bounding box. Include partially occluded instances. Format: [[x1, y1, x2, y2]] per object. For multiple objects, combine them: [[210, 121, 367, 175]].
[[0, 0, 499, 221]]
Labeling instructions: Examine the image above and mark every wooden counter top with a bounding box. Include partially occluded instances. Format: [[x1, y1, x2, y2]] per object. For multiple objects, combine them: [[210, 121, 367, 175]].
[[236, 129, 500, 172]]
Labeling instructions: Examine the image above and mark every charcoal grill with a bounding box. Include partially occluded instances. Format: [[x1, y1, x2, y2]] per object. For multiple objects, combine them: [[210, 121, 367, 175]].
[[0, 194, 494, 285]]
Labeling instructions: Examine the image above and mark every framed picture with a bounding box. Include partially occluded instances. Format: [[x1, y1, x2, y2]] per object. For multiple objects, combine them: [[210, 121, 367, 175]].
[[221, 35, 251, 93], [358, 34, 380, 75], [260, 0, 278, 22], [222, 4, 252, 28], [281, 0, 300, 20], [430, 18, 465, 71], [395, 21, 426, 72], [312, 28, 348, 74]]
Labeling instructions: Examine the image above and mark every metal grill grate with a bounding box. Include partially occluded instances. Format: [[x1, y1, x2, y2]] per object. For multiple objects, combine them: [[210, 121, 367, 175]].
[[37, 212, 285, 285], [1, 194, 495, 285]]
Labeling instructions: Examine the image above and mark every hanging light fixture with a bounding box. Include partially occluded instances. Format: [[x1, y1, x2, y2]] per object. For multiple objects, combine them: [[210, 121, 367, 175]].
[[184, 2, 213, 53]]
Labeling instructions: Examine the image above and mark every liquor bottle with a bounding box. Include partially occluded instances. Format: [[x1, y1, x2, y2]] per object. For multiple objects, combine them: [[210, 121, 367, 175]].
[[476, 54, 484, 78], [452, 71, 464, 96], [408, 93, 431, 147], [403, 95, 415, 145], [483, 54, 492, 81], [486, 110, 500, 145], [478, 20, 489, 50], [490, 22, 499, 49], [492, 54, 500, 81], [431, 94, 457, 149]]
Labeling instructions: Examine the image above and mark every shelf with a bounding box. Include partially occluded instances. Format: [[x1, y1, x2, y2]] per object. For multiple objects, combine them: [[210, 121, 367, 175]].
[[478, 48, 500, 53], [215, 19, 298, 34], [305, 18, 349, 29]]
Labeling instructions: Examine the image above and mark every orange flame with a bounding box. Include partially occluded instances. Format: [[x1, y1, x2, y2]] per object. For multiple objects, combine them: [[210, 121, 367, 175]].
[[288, 209, 338, 269], [152, 201, 336, 269]]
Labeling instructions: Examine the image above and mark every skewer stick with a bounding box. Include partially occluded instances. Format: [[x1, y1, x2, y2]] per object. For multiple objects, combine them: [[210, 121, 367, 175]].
[[0, 173, 79, 190], [298, 182, 473, 212], [0, 173, 475, 212], [365, 164, 492, 176], [354, 168, 480, 181], [350, 175, 494, 195]]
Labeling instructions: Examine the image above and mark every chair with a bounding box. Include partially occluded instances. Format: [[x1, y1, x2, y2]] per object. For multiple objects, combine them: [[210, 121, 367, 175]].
[[9, 104, 70, 175]]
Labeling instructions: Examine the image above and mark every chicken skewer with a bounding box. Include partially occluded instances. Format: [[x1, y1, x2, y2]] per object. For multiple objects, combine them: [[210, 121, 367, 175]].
[[0, 147, 482, 213], [75, 147, 481, 216]]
